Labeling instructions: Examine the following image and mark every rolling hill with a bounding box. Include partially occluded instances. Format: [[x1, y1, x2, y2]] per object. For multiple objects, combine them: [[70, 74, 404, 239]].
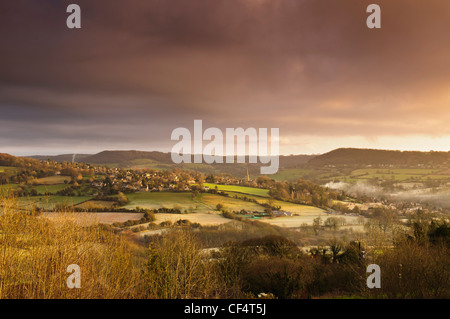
[[24, 148, 450, 177], [307, 148, 450, 167]]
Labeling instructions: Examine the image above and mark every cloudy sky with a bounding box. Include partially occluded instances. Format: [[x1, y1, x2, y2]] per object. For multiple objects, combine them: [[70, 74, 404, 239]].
[[1, 0, 450, 156]]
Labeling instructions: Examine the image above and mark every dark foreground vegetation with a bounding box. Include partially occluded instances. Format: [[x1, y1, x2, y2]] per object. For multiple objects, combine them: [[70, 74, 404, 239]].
[[0, 194, 448, 299]]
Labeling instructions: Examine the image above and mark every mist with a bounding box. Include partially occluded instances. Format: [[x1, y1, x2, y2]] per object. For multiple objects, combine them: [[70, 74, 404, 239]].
[[325, 180, 450, 208]]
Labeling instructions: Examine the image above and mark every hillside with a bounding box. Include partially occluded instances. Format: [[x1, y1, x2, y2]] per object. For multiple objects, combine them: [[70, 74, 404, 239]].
[[30, 154, 92, 163], [82, 150, 172, 165], [307, 148, 450, 167], [1, 153, 45, 169], [25, 148, 450, 172]]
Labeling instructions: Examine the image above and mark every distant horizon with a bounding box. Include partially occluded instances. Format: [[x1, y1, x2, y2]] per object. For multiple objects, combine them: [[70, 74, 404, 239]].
[[9, 145, 450, 159]]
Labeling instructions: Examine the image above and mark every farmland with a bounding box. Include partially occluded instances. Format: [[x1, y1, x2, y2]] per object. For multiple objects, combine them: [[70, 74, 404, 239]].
[[150, 212, 230, 226], [43, 212, 145, 225], [203, 183, 269, 197], [34, 175, 69, 185], [270, 166, 450, 184], [123, 191, 265, 214]]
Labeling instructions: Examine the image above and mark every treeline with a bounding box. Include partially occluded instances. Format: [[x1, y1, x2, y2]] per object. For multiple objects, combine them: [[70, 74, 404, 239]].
[[0, 153, 95, 185], [267, 179, 342, 208], [112, 210, 156, 228]]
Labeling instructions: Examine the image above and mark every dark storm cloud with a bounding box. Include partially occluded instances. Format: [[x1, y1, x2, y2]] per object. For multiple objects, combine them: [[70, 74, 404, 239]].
[[1, 0, 450, 154]]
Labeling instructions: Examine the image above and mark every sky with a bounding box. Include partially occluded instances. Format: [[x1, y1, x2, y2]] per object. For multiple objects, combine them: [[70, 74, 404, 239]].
[[1, 0, 450, 156]]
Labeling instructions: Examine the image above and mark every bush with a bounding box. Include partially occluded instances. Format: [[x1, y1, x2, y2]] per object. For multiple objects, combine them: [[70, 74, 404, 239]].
[[241, 257, 305, 299], [0, 194, 143, 298]]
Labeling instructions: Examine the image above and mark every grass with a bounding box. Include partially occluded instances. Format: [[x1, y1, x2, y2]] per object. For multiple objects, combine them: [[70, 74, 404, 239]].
[[348, 168, 450, 181], [203, 183, 269, 197], [74, 200, 117, 210], [224, 191, 325, 214], [123, 191, 265, 213], [43, 212, 145, 225], [152, 212, 231, 226], [27, 184, 69, 194], [351, 168, 441, 175], [199, 193, 264, 212], [270, 168, 314, 181], [35, 176, 69, 185], [270, 167, 450, 184]]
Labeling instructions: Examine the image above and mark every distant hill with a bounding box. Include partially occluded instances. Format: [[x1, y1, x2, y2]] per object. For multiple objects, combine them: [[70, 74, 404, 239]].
[[82, 150, 172, 165], [307, 148, 450, 167], [28, 150, 315, 168], [30, 154, 92, 163], [1, 153, 48, 170], [23, 150, 316, 177], [279, 154, 316, 168], [25, 148, 450, 173]]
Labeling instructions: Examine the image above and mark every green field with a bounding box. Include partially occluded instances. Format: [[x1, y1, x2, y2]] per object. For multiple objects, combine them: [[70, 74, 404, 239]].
[[123, 191, 265, 213], [35, 176, 70, 185], [28, 184, 69, 194], [271, 167, 450, 184], [348, 168, 450, 182], [204, 183, 269, 197], [270, 168, 314, 181], [224, 191, 325, 215], [75, 200, 117, 209]]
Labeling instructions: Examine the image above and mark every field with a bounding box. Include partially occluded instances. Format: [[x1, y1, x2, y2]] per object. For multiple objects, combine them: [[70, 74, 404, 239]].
[[224, 191, 325, 214], [43, 212, 145, 225], [272, 167, 450, 184], [123, 191, 265, 213], [29, 184, 69, 194], [34, 175, 70, 184], [270, 168, 315, 181], [75, 200, 117, 209], [203, 183, 269, 197], [152, 212, 230, 226]]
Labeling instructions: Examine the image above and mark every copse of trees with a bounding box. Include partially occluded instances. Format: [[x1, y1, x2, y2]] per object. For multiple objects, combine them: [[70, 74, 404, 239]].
[[268, 179, 340, 208]]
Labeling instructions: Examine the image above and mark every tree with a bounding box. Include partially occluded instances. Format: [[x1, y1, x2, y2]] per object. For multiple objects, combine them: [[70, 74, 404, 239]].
[[117, 192, 129, 206], [313, 216, 322, 235], [324, 217, 339, 231]]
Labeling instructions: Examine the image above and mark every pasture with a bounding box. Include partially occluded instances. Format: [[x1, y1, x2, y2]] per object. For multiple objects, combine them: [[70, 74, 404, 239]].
[[35, 175, 70, 185], [29, 184, 69, 194], [270, 168, 314, 181], [43, 212, 145, 225], [153, 212, 230, 226], [224, 191, 325, 215], [203, 183, 269, 197], [123, 191, 265, 213]]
